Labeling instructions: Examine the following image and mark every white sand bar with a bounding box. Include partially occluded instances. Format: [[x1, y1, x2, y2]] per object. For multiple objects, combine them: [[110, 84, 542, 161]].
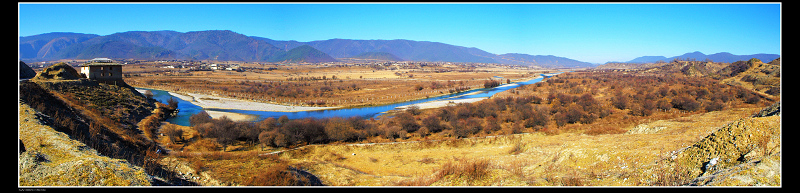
[[166, 91, 339, 112], [395, 97, 488, 110], [204, 110, 260, 122]]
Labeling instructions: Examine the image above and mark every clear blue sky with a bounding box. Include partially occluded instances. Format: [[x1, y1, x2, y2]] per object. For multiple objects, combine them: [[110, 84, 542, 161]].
[[18, 3, 780, 63]]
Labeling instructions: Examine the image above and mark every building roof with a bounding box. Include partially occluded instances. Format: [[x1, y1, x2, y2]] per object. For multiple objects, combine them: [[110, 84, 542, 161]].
[[81, 58, 124, 66], [92, 58, 113, 62], [81, 62, 124, 67]]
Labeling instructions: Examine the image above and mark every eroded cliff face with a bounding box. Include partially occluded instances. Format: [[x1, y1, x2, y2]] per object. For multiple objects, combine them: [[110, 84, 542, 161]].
[[670, 102, 780, 186]]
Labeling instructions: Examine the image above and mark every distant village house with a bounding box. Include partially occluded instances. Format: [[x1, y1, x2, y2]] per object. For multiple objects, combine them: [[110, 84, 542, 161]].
[[80, 58, 124, 85]]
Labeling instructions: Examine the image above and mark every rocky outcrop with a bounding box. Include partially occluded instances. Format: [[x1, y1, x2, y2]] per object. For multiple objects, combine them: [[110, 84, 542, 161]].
[[752, 101, 780, 118], [670, 103, 781, 186]]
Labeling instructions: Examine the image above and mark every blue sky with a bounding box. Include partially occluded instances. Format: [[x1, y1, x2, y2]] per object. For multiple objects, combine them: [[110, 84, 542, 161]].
[[18, 3, 780, 63]]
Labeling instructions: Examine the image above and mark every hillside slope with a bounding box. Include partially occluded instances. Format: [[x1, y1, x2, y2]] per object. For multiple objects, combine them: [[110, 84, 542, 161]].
[[719, 58, 780, 96], [19, 63, 194, 186], [350, 51, 404, 61], [269, 45, 338, 63], [600, 58, 780, 98], [19, 61, 36, 79], [19, 101, 151, 186]]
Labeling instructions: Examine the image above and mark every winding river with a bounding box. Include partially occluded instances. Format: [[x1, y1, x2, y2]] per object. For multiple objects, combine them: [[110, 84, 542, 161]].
[[140, 74, 556, 126]]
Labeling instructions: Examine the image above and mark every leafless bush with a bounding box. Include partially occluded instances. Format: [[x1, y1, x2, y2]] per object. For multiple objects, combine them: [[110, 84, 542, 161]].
[[162, 124, 184, 143], [435, 158, 491, 184]]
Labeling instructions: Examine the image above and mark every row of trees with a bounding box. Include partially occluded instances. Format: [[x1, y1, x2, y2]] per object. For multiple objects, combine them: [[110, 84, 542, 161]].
[[483, 80, 501, 88], [286, 75, 338, 81], [189, 111, 381, 149]]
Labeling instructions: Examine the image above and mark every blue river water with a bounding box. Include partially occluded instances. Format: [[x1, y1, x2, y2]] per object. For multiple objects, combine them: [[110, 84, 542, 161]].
[[139, 76, 551, 126]]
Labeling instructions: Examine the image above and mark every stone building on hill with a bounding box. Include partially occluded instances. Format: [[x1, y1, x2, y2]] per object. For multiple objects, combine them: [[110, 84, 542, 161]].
[[80, 58, 124, 85]]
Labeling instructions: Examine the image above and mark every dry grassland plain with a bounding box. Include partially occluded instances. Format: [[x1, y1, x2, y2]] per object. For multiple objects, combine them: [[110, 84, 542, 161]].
[[124, 61, 550, 108]]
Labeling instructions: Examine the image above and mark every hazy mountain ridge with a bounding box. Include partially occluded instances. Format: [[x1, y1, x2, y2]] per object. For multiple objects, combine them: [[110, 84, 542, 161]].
[[217, 34, 596, 67], [349, 51, 404, 61], [21, 30, 594, 67], [495, 53, 594, 68], [19, 32, 99, 59], [269, 45, 338, 63], [20, 30, 298, 62], [626, 51, 780, 64], [19, 30, 776, 68], [15, 31, 603, 67]]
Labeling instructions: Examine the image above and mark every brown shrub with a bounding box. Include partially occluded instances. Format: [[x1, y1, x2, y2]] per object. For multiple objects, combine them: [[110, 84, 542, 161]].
[[453, 117, 482, 138], [258, 131, 275, 148], [393, 112, 420, 133], [704, 99, 726, 112], [744, 93, 761, 104], [671, 95, 700, 112], [422, 114, 444, 133], [189, 111, 213, 126], [656, 98, 672, 111], [162, 124, 184, 143], [628, 103, 653, 116], [324, 117, 358, 142], [484, 116, 502, 133], [611, 91, 630, 110], [435, 158, 492, 184]]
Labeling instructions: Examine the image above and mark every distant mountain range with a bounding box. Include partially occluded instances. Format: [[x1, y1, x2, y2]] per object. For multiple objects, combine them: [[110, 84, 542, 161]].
[[20, 30, 295, 63], [19, 30, 595, 67], [624, 51, 780, 64], [18, 30, 778, 68], [348, 52, 404, 61]]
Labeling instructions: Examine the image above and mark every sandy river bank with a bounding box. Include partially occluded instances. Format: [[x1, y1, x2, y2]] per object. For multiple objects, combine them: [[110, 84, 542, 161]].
[[136, 88, 338, 121]]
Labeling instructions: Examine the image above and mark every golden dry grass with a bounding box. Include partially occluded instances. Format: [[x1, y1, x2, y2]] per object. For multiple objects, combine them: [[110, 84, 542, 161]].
[[145, 63, 779, 186], [165, 105, 766, 186]]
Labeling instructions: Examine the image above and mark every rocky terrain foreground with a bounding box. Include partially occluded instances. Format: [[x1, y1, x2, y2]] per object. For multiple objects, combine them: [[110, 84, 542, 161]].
[[19, 101, 151, 186], [676, 102, 781, 186]]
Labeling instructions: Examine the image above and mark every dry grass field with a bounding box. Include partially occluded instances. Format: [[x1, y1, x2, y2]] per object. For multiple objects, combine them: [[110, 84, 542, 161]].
[[158, 105, 773, 186], [124, 61, 548, 108]]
